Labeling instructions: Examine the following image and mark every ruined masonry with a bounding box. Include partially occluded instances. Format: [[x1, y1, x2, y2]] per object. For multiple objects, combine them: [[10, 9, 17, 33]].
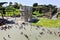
[[20, 6, 32, 22]]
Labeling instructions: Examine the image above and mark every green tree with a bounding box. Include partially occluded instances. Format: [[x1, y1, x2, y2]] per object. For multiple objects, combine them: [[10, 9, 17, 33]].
[[13, 2, 22, 9], [5, 6, 16, 16], [33, 3, 38, 12], [18, 3, 22, 9], [9, 2, 13, 6], [13, 2, 18, 9], [33, 3, 38, 7]]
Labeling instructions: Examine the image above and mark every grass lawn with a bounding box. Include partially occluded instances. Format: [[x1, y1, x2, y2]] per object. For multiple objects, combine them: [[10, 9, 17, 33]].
[[32, 18, 60, 28], [33, 11, 43, 17], [0, 9, 20, 16]]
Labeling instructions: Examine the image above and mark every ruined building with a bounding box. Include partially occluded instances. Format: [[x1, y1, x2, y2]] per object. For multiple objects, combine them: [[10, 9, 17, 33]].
[[20, 6, 32, 22], [57, 8, 60, 19]]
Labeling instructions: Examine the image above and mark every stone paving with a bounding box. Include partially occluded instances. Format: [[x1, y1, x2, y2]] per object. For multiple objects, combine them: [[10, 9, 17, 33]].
[[0, 17, 60, 40], [0, 23, 60, 40]]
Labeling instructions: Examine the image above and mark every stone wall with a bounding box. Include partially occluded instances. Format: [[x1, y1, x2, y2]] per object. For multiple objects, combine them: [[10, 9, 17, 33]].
[[57, 8, 60, 19], [43, 12, 52, 19], [20, 6, 32, 22]]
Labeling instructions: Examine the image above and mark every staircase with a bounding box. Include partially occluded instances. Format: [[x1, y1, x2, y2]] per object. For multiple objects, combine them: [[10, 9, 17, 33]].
[[52, 13, 58, 20]]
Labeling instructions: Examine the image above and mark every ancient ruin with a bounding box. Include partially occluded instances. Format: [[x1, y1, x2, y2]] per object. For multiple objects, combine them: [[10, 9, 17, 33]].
[[20, 6, 32, 22], [57, 8, 60, 19]]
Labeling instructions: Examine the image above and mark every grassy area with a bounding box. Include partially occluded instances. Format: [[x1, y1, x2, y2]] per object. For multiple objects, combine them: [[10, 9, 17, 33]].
[[32, 18, 60, 28], [0, 9, 20, 17], [32, 11, 43, 17], [32, 11, 60, 28], [0, 8, 60, 28]]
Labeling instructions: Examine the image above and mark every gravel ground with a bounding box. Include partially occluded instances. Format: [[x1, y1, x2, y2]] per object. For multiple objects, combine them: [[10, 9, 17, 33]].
[[0, 23, 60, 40], [0, 17, 60, 40]]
